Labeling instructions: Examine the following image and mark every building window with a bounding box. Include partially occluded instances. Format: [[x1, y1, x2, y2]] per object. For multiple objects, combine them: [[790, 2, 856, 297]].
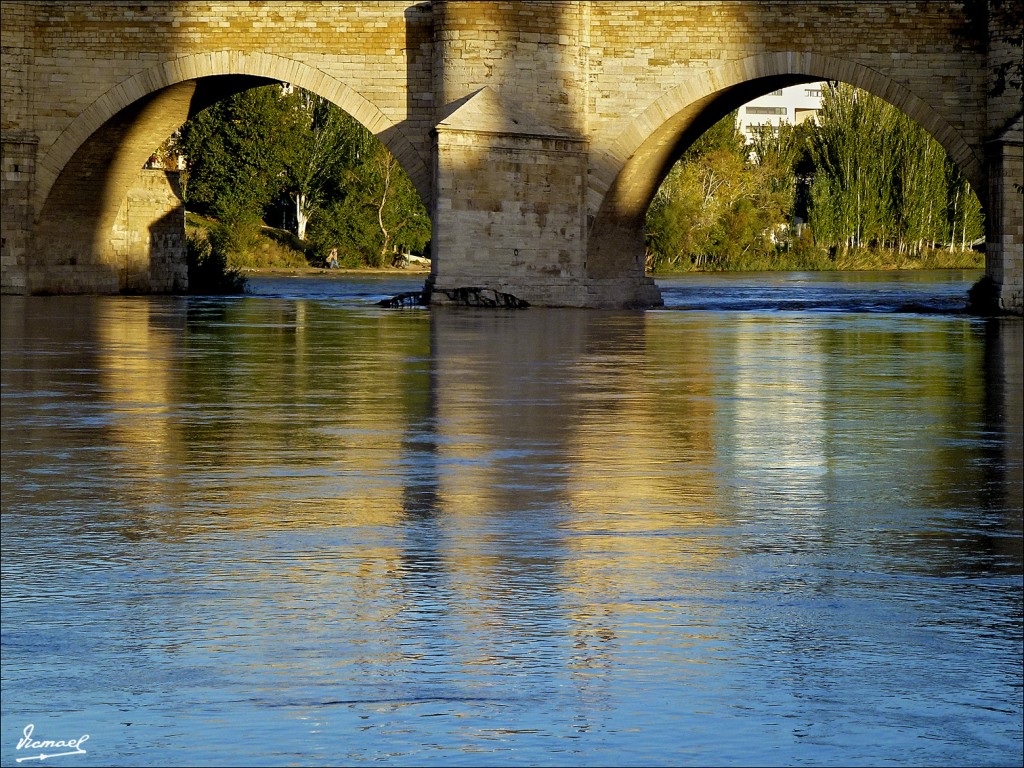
[[805, 89, 822, 97], [769, 89, 784, 96], [746, 106, 787, 115]]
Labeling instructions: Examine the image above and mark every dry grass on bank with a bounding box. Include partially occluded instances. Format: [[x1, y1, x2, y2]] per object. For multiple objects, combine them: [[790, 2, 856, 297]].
[[652, 245, 984, 275], [185, 212, 310, 270], [830, 247, 984, 271]]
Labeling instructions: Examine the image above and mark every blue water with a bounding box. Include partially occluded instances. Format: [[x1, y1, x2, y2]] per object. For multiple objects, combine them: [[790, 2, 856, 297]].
[[2, 270, 1021, 766]]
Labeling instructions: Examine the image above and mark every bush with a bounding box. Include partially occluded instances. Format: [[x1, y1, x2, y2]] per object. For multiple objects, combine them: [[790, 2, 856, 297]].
[[186, 231, 247, 294], [966, 275, 1001, 315]]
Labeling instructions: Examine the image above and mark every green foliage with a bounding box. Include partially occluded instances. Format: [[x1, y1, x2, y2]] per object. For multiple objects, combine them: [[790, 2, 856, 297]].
[[309, 136, 431, 267], [177, 87, 291, 226], [171, 83, 430, 269], [278, 90, 368, 241], [645, 84, 985, 273], [807, 82, 984, 257], [646, 110, 794, 272], [682, 110, 748, 161], [186, 231, 247, 294]]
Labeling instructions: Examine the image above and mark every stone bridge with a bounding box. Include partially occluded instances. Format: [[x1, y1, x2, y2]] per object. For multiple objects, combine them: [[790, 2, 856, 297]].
[[1, 1, 1021, 310]]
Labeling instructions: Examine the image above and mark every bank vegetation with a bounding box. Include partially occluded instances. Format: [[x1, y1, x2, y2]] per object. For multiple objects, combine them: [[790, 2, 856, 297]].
[[163, 81, 984, 290], [159, 83, 431, 287], [645, 83, 985, 273]]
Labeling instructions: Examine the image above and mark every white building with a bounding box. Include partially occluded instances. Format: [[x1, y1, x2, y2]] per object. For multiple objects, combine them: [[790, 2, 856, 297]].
[[736, 82, 825, 141]]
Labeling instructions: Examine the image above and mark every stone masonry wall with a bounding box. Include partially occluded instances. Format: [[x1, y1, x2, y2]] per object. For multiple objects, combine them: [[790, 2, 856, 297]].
[[987, 138, 1024, 313], [117, 170, 188, 294], [984, 2, 1024, 313], [0, 133, 37, 293], [587, 1, 988, 155], [432, 0, 590, 137], [0, 3, 32, 132], [431, 126, 598, 306]]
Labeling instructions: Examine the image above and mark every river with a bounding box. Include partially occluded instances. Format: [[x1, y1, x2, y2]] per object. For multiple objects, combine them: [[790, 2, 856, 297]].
[[1, 270, 1021, 766]]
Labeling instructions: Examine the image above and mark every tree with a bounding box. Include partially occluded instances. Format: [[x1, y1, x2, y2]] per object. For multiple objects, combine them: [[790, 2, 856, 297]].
[[310, 130, 430, 267], [946, 160, 985, 252], [644, 82, 984, 271], [807, 82, 984, 257], [168, 83, 431, 268], [279, 91, 363, 241], [176, 86, 291, 228], [645, 110, 797, 271], [807, 83, 888, 250]]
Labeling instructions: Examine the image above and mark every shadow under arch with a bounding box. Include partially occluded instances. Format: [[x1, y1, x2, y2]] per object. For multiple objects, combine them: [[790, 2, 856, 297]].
[[28, 51, 431, 293], [586, 52, 985, 280]]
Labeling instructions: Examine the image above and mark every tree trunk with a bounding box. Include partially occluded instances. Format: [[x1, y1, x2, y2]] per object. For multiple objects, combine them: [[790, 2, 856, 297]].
[[949, 188, 959, 253], [294, 192, 308, 241], [377, 157, 393, 265]]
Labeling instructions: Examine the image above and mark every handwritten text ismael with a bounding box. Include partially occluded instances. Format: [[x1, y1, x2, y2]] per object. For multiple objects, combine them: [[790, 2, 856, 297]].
[[16, 724, 89, 763]]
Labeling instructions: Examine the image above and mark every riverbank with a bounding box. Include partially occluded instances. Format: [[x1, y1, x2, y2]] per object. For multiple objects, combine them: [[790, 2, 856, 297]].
[[186, 214, 433, 276], [649, 245, 984, 275], [241, 264, 430, 277]]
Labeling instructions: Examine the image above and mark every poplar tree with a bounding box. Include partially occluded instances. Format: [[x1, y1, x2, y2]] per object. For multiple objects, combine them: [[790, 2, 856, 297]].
[[309, 136, 431, 267], [807, 82, 983, 257]]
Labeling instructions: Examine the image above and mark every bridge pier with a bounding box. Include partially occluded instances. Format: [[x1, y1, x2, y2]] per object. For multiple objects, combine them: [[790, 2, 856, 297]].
[[18, 167, 187, 295], [427, 89, 661, 308], [0, 131, 36, 293], [984, 127, 1024, 315], [425, 0, 662, 309]]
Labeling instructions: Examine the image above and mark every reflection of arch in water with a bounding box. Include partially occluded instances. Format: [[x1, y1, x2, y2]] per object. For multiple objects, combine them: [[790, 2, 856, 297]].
[[586, 52, 983, 281], [30, 51, 429, 293]]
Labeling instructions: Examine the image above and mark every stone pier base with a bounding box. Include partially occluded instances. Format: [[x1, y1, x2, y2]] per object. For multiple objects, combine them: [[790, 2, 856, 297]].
[[1, 131, 37, 294], [986, 134, 1023, 315], [27, 169, 187, 295], [424, 273, 663, 309]]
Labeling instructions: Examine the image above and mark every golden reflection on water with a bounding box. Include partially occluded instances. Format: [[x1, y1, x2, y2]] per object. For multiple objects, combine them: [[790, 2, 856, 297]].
[[70, 297, 1019, 568], [1, 287, 1021, 765], [558, 315, 722, 641], [96, 298, 183, 495], [6, 295, 1016, 595]]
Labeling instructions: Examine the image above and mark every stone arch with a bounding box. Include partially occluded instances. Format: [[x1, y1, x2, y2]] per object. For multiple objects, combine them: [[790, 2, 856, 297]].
[[35, 50, 431, 214], [28, 50, 431, 293], [586, 52, 984, 280]]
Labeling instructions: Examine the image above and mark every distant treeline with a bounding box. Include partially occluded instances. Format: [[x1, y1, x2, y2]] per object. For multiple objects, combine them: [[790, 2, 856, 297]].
[[165, 81, 983, 277], [645, 82, 985, 272]]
